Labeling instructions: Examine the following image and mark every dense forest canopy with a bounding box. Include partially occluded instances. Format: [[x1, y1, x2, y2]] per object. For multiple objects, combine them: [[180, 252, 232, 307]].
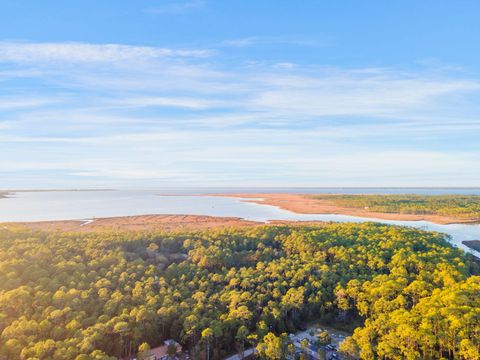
[[309, 194, 480, 220], [0, 223, 478, 359]]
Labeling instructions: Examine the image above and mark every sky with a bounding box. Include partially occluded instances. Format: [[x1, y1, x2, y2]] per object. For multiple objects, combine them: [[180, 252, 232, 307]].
[[1, 0, 480, 189]]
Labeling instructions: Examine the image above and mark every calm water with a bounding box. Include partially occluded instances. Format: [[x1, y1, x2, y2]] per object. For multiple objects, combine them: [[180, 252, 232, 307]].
[[1, 189, 479, 258]]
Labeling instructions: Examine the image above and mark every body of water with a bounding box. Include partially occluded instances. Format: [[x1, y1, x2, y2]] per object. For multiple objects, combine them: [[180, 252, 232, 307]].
[[1, 189, 479, 258]]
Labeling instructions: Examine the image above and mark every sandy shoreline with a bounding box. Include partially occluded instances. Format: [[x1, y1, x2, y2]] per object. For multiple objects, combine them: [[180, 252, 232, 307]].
[[212, 193, 478, 225], [1, 214, 344, 233]]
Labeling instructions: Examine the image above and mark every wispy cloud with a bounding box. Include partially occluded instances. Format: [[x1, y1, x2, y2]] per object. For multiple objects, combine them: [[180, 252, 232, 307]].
[[0, 42, 211, 64], [221, 37, 257, 48], [0, 96, 59, 110], [250, 72, 480, 117], [220, 36, 327, 48], [144, 0, 206, 15], [1, 40, 480, 186], [106, 96, 225, 110], [3, 42, 475, 121]]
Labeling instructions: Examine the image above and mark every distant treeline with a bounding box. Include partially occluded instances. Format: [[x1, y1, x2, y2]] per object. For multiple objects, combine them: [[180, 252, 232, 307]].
[[0, 224, 479, 359], [310, 194, 480, 220]]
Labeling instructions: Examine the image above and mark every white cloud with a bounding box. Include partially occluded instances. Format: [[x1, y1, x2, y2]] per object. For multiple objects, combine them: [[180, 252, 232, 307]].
[[273, 62, 297, 69], [0, 42, 211, 64], [1, 40, 480, 187], [71, 168, 190, 180], [251, 73, 480, 117], [220, 36, 326, 48], [221, 37, 258, 48], [107, 96, 224, 109], [2, 42, 477, 122], [2, 127, 479, 186], [0, 97, 58, 110]]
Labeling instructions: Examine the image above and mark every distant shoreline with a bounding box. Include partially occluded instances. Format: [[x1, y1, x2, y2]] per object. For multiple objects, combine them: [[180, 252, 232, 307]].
[[210, 193, 480, 225], [2, 191, 478, 226]]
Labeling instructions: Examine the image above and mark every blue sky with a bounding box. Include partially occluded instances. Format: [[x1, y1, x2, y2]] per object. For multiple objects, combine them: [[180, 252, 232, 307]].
[[1, 0, 480, 188]]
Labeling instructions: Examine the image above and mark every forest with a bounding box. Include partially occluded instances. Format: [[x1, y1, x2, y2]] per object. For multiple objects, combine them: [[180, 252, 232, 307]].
[[309, 194, 480, 220], [0, 223, 479, 359]]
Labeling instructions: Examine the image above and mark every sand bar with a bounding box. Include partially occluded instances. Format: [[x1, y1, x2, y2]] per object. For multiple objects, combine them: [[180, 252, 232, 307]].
[[4, 214, 261, 232]]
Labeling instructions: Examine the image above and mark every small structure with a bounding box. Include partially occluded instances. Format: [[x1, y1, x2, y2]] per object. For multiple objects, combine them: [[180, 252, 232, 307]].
[[143, 340, 182, 360]]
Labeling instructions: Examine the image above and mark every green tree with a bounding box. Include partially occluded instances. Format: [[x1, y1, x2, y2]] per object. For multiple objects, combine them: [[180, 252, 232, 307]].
[[317, 331, 331, 346], [256, 332, 291, 360], [299, 338, 309, 360], [137, 342, 151, 360], [201, 327, 214, 360], [339, 337, 360, 360], [236, 325, 250, 358]]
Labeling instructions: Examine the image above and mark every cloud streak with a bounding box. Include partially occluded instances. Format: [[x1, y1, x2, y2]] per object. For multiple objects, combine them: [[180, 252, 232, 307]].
[[106, 96, 225, 110], [220, 36, 327, 48], [0, 96, 59, 110], [0, 42, 211, 64], [251, 73, 480, 117]]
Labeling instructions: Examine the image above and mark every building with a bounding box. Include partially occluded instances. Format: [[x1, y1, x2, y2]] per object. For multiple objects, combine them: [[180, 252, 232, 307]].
[[139, 340, 183, 360]]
